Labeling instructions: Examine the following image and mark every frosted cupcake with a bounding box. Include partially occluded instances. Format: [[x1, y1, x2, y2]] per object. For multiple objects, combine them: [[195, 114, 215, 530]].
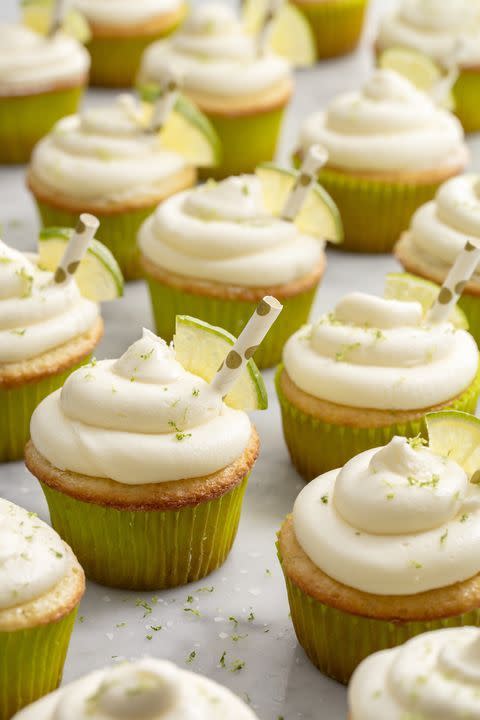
[[25, 303, 278, 589], [297, 69, 468, 252], [276, 291, 480, 479], [377, 0, 480, 132], [73, 0, 187, 87], [291, 0, 369, 59], [349, 627, 480, 719], [278, 429, 480, 683], [139, 3, 293, 178], [396, 174, 480, 346], [0, 498, 85, 719], [13, 657, 258, 720], [0, 23, 89, 164]]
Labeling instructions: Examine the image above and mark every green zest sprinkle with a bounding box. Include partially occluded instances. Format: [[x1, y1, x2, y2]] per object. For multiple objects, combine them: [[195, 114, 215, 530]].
[[335, 342, 361, 362], [140, 349, 154, 360], [247, 610, 255, 623], [135, 599, 152, 617], [460, 514, 469, 523], [176, 432, 192, 442], [219, 651, 227, 668], [10, 328, 26, 335], [231, 660, 245, 673], [184, 608, 201, 617], [408, 435, 427, 450], [192, 388, 200, 397], [440, 529, 448, 545], [186, 650, 196, 664], [411, 561, 423, 569], [386, 493, 395, 501], [321, 494, 329, 505], [229, 616, 239, 628]]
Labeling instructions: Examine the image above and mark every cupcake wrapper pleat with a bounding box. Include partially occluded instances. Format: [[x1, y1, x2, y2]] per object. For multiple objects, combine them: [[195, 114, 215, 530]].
[[453, 70, 480, 133], [145, 274, 319, 369], [0, 87, 84, 164], [0, 610, 77, 720], [293, 0, 368, 59], [276, 365, 480, 480], [40, 476, 249, 590], [458, 293, 480, 347]]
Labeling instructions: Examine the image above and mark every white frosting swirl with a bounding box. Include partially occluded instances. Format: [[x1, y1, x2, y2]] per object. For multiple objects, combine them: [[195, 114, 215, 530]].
[[350, 628, 480, 719], [139, 4, 291, 98], [30, 98, 188, 205], [283, 291, 478, 410], [30, 329, 252, 484], [73, 0, 183, 26], [377, 0, 480, 67], [403, 174, 480, 284], [0, 24, 89, 94], [0, 241, 99, 364], [14, 658, 258, 720], [293, 436, 480, 595], [300, 69, 467, 172], [0, 498, 71, 611], [139, 175, 323, 286]]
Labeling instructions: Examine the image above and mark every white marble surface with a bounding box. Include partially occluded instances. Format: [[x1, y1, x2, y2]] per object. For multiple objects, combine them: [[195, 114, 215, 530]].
[[1, 1, 480, 718]]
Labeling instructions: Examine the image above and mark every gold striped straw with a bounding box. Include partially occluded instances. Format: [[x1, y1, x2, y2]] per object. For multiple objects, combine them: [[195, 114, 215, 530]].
[[147, 67, 183, 134], [48, 0, 66, 37], [427, 239, 480, 324], [282, 144, 329, 222], [211, 296, 283, 398], [257, 0, 284, 55], [53, 213, 100, 285]]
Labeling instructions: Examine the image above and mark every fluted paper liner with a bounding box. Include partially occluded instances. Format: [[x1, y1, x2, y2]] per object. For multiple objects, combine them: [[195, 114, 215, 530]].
[[296, 0, 368, 60], [453, 69, 480, 133]]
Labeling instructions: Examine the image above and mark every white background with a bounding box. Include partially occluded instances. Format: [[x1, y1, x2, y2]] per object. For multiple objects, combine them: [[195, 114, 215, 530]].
[[1, 1, 479, 718]]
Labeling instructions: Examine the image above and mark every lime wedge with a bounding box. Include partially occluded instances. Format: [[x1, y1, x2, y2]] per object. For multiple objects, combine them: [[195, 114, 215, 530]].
[[21, 0, 91, 42], [385, 272, 469, 330], [174, 315, 268, 411], [255, 162, 343, 244], [426, 411, 480, 480], [39, 227, 124, 302]]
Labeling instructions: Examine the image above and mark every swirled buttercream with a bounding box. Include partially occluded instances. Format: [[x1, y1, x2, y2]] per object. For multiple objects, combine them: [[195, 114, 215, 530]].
[[30, 329, 252, 484], [0, 240, 99, 364], [299, 69, 467, 172], [14, 658, 258, 720], [139, 175, 323, 286], [29, 97, 189, 205], [139, 4, 291, 98], [0, 24, 89, 94], [283, 291, 478, 410], [73, 0, 183, 26], [293, 436, 480, 595], [0, 498, 71, 611], [377, 0, 480, 67], [350, 627, 480, 719]]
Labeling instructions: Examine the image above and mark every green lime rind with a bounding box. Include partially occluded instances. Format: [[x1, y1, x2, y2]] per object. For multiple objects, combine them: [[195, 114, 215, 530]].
[[426, 410, 480, 478]]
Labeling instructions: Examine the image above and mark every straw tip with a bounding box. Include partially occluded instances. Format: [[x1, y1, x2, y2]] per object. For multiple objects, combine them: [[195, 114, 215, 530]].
[[79, 213, 100, 232], [307, 144, 329, 167], [261, 296, 283, 311]]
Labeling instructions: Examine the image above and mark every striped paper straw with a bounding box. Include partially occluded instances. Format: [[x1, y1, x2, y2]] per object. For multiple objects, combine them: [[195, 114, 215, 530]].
[[282, 144, 329, 222], [257, 0, 284, 55], [211, 296, 283, 397], [427, 239, 480, 324], [147, 67, 182, 133], [53, 213, 99, 285], [48, 0, 66, 37]]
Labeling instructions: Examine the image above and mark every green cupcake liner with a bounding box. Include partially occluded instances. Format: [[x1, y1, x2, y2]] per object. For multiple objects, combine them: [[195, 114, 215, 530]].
[[34, 197, 158, 281], [0, 609, 77, 720], [0, 86, 84, 165], [0, 356, 91, 464], [40, 476, 249, 590], [275, 365, 480, 480], [453, 69, 480, 133], [293, 0, 368, 59], [316, 166, 447, 253], [279, 552, 480, 685], [145, 272, 320, 369]]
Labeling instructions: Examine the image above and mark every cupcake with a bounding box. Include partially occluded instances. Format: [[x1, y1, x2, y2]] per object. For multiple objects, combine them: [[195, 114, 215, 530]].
[[139, 162, 341, 368], [73, 0, 187, 87], [0, 498, 85, 719], [0, 233, 105, 463], [27, 95, 205, 280], [296, 69, 468, 253], [278, 429, 480, 684], [291, 0, 369, 60], [0, 22, 89, 164], [24, 304, 277, 590], [276, 290, 480, 480], [13, 657, 258, 719], [138, 3, 294, 179], [376, 0, 480, 133], [396, 174, 480, 347], [349, 627, 480, 719]]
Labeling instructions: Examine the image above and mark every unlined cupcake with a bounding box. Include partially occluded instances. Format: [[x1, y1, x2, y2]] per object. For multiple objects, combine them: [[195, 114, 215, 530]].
[[0, 22, 89, 164], [292, 0, 369, 60], [139, 3, 294, 178], [376, 0, 480, 132], [278, 430, 480, 684], [73, 0, 187, 87], [276, 291, 480, 480], [349, 627, 480, 719], [297, 69, 468, 252], [0, 498, 85, 720], [396, 174, 480, 346], [13, 657, 258, 719]]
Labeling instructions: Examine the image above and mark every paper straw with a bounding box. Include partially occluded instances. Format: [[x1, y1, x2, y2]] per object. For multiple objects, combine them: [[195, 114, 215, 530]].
[[146, 67, 182, 133], [48, 0, 66, 37], [211, 296, 283, 397], [53, 213, 100, 285], [281, 144, 329, 222], [257, 0, 284, 55], [427, 239, 480, 324]]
